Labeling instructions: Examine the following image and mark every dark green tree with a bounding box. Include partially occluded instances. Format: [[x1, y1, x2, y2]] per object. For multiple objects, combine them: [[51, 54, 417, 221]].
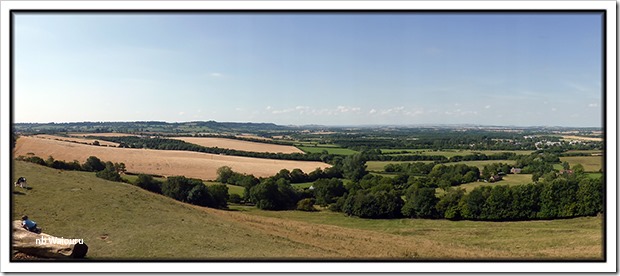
[[313, 178, 346, 206], [216, 166, 234, 184], [576, 177, 603, 216], [95, 162, 122, 182], [162, 176, 203, 203], [435, 187, 465, 220], [402, 187, 439, 218], [187, 184, 214, 207], [249, 178, 298, 210], [208, 184, 229, 209], [83, 156, 106, 172], [341, 154, 368, 181], [134, 174, 162, 194]]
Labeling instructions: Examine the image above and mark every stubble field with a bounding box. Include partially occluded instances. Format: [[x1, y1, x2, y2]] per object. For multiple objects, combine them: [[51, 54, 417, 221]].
[[13, 136, 329, 180], [34, 134, 120, 147], [171, 137, 304, 154]]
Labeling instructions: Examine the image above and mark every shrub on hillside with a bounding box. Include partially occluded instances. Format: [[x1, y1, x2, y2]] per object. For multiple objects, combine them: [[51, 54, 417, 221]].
[[134, 174, 162, 194], [296, 198, 317, 212]]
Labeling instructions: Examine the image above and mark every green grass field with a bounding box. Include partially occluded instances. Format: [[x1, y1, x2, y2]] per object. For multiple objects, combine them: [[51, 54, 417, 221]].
[[366, 161, 435, 172], [367, 160, 516, 173], [450, 174, 534, 193], [11, 161, 604, 260], [205, 181, 244, 196], [297, 146, 359, 155], [565, 150, 603, 155], [449, 160, 516, 169], [559, 156, 604, 172], [382, 149, 533, 158], [291, 182, 314, 189]]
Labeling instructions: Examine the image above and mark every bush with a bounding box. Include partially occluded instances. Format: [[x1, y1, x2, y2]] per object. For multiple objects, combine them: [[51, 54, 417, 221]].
[[343, 190, 403, 219], [402, 187, 439, 219], [162, 176, 203, 202], [134, 174, 162, 194], [95, 162, 122, 182], [83, 156, 106, 172], [249, 178, 298, 210], [228, 193, 243, 204], [296, 198, 317, 212]]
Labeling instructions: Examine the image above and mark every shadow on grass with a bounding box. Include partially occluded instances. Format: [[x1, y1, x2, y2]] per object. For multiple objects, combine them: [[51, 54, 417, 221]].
[[13, 191, 26, 195]]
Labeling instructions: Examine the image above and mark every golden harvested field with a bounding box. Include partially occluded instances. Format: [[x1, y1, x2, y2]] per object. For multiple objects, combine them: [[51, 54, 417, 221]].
[[561, 135, 603, 142], [68, 132, 137, 137], [34, 134, 120, 147], [171, 137, 304, 154], [235, 133, 274, 141], [14, 136, 329, 180]]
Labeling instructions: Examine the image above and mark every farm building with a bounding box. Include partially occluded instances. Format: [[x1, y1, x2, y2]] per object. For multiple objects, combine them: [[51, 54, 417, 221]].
[[510, 167, 522, 174]]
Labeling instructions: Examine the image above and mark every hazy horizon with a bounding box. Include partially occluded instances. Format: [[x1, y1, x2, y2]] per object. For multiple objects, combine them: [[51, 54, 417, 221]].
[[11, 119, 604, 129], [14, 12, 604, 128]]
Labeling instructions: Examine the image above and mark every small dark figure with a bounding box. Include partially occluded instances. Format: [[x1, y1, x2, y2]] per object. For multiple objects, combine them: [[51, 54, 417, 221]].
[[21, 215, 41, 233], [14, 177, 27, 188]]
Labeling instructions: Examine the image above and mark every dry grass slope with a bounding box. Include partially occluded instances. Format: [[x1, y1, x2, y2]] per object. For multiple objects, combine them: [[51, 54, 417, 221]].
[[11, 161, 604, 260]]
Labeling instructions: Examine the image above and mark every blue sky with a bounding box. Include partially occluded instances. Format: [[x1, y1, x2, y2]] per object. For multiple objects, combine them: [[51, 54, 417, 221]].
[[14, 12, 603, 127]]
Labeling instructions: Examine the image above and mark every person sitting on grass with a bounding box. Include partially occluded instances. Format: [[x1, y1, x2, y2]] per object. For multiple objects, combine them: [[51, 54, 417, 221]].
[[21, 216, 40, 233]]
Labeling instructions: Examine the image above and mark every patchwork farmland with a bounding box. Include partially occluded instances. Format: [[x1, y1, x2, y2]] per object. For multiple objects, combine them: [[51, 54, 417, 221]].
[[13, 136, 330, 180]]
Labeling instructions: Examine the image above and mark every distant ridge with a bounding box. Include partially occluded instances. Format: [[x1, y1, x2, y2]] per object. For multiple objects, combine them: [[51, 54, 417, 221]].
[[13, 120, 602, 134]]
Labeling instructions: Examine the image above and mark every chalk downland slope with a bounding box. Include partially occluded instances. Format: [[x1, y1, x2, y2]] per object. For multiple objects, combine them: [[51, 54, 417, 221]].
[[14, 136, 329, 180], [171, 137, 304, 154]]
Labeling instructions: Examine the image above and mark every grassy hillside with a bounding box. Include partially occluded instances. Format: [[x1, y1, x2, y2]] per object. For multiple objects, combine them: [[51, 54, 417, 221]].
[[233, 206, 604, 260], [12, 161, 604, 260], [11, 161, 335, 260]]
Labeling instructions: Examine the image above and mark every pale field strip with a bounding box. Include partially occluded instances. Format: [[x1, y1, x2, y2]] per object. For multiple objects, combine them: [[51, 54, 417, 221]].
[[171, 137, 305, 154], [68, 132, 138, 137], [14, 136, 329, 180], [34, 134, 120, 147], [235, 133, 274, 141], [560, 135, 603, 142]]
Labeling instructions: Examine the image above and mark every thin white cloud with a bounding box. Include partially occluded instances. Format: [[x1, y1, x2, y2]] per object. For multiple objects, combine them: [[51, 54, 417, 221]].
[[209, 72, 223, 77], [336, 106, 361, 113], [369, 109, 377, 114], [380, 106, 405, 115], [588, 103, 598, 108], [178, 111, 185, 116], [485, 105, 491, 109]]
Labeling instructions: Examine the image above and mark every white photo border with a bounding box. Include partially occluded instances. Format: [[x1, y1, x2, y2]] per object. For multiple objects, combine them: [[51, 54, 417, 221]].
[[0, 0, 616, 273]]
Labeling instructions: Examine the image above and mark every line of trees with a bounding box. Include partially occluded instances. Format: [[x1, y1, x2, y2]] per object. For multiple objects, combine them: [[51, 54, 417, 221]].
[[432, 174, 603, 221], [16, 155, 126, 182]]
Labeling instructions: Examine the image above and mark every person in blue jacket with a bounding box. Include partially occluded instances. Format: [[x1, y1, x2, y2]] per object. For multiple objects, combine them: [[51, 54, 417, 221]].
[[21, 215, 40, 233]]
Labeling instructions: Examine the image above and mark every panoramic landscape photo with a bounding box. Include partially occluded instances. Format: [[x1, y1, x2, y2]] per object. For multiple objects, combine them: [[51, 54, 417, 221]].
[[10, 11, 605, 261]]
